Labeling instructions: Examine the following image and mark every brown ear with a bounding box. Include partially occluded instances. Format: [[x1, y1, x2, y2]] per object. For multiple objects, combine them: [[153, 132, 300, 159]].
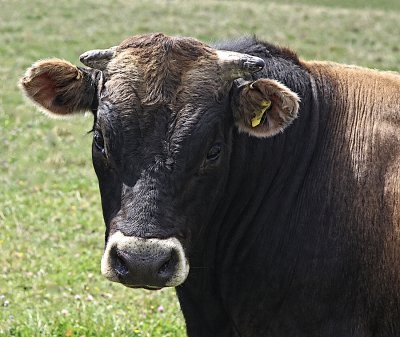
[[232, 78, 300, 137], [19, 59, 97, 117]]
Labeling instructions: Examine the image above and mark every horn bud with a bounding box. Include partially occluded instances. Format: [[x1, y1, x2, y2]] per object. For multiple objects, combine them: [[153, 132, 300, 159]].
[[216, 50, 265, 80], [79, 47, 117, 69]]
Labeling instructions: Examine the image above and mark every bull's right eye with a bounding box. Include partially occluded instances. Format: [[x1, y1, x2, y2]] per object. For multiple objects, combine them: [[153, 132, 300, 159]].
[[206, 143, 222, 162], [94, 130, 105, 155]]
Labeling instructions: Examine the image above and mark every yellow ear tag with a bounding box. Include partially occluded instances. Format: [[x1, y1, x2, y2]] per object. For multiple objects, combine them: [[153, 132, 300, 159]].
[[251, 99, 271, 127]]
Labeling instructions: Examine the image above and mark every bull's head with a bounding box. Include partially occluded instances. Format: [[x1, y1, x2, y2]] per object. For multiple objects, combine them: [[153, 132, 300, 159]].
[[20, 33, 299, 290]]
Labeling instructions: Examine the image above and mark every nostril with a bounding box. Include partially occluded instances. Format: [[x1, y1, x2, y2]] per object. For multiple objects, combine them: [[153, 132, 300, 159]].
[[158, 259, 172, 276], [111, 247, 129, 277], [158, 248, 178, 278]]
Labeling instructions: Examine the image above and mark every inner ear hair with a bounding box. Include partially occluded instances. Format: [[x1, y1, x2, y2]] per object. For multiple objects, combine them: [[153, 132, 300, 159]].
[[20, 59, 96, 117], [232, 78, 300, 138]]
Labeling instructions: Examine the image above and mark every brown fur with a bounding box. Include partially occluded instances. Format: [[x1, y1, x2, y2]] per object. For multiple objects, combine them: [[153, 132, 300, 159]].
[[115, 33, 216, 106], [303, 61, 400, 187]]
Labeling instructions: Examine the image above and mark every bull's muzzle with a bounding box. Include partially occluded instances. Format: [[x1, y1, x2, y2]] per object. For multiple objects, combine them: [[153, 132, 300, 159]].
[[101, 231, 189, 289]]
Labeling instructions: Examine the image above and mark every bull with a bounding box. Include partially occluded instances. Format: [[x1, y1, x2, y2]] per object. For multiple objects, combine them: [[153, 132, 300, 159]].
[[20, 33, 400, 336]]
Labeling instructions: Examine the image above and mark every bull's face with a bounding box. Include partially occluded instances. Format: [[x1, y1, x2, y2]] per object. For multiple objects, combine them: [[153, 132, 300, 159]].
[[20, 33, 299, 289]]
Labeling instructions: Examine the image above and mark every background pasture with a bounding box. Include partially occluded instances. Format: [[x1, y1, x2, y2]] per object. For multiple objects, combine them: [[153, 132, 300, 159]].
[[0, 0, 399, 336]]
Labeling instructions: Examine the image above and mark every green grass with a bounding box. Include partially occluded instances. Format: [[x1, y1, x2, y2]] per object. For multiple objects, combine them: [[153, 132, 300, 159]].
[[0, 0, 399, 336], [280, 0, 400, 10]]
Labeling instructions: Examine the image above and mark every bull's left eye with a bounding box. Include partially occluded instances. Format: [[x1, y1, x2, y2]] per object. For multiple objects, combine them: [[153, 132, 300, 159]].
[[94, 130, 105, 155], [206, 143, 222, 161]]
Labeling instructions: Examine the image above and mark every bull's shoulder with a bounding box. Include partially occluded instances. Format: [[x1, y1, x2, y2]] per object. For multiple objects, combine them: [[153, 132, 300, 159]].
[[305, 59, 400, 134], [301, 60, 400, 120]]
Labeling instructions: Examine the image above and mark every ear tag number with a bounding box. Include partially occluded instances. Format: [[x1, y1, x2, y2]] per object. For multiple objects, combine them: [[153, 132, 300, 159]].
[[251, 100, 271, 127]]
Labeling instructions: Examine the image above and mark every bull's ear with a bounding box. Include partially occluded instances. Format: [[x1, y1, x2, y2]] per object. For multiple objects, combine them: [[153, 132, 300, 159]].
[[232, 78, 300, 137], [19, 59, 97, 117]]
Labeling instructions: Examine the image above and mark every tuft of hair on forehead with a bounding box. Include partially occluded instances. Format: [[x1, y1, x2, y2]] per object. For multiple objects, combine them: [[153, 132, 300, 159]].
[[116, 33, 216, 106]]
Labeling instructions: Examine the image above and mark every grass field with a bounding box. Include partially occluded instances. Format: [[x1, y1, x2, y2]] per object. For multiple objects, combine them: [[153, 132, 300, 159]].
[[0, 0, 399, 336]]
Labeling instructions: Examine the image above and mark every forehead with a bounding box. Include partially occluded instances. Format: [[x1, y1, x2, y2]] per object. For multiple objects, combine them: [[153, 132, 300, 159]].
[[104, 33, 221, 106]]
